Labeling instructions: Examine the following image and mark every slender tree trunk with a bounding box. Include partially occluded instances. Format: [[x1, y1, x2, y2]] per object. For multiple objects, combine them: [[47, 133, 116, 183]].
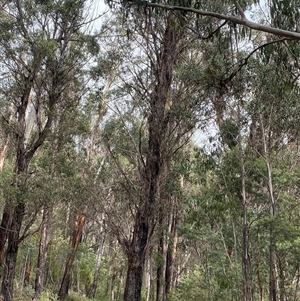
[[242, 215, 251, 301], [156, 227, 167, 301], [165, 211, 178, 296], [23, 257, 32, 287], [34, 207, 52, 298], [260, 114, 277, 301], [269, 238, 277, 301], [58, 213, 86, 300], [239, 105, 251, 301], [89, 220, 106, 298]]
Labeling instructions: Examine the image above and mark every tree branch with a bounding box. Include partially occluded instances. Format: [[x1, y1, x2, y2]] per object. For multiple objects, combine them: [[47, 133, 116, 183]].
[[223, 38, 288, 84], [233, 0, 246, 21], [187, 20, 228, 40], [139, 1, 300, 40]]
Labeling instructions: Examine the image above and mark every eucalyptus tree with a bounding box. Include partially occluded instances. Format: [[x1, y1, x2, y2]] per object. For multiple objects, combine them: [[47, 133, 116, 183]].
[[0, 1, 97, 300], [96, 9, 198, 301], [99, 3, 240, 300], [105, 1, 300, 301]]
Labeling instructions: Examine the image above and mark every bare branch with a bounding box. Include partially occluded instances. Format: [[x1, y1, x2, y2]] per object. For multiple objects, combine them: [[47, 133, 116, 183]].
[[187, 20, 228, 40], [140, 1, 300, 40]]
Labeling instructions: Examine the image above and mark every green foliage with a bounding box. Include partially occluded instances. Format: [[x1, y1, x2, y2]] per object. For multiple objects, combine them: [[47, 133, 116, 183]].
[[65, 293, 91, 301], [219, 119, 239, 149], [168, 268, 207, 301], [2, 1, 300, 301], [169, 264, 241, 301], [37, 290, 59, 301]]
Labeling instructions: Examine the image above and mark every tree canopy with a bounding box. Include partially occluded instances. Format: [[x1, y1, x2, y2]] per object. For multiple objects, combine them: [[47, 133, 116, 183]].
[[1, 1, 300, 301]]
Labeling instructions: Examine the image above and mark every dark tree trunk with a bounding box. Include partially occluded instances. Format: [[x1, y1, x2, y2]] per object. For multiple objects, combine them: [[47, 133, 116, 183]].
[[123, 11, 183, 301], [1, 202, 25, 301], [34, 207, 52, 298], [124, 252, 145, 301], [0, 203, 13, 267], [269, 241, 277, 301], [124, 211, 148, 301], [1, 145, 31, 301], [58, 213, 86, 301]]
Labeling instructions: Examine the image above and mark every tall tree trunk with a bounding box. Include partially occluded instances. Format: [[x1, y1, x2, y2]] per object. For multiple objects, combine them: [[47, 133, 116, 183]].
[[238, 105, 251, 301], [123, 11, 181, 301], [58, 213, 86, 301], [260, 115, 277, 301], [34, 206, 52, 298]]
